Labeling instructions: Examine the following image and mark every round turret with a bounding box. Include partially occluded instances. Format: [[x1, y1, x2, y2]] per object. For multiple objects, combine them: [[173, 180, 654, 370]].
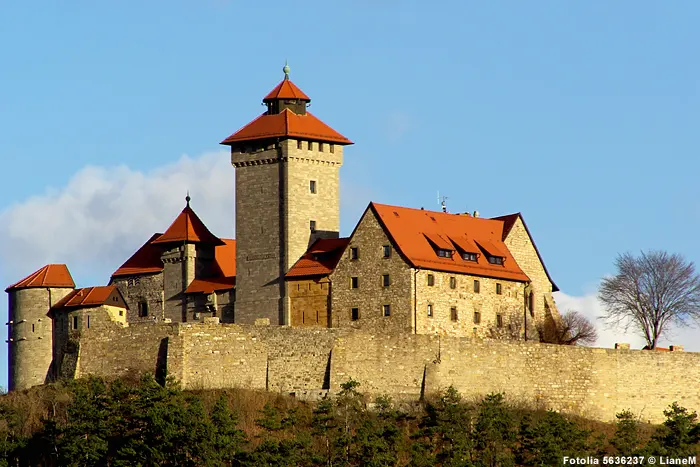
[[5, 265, 75, 391]]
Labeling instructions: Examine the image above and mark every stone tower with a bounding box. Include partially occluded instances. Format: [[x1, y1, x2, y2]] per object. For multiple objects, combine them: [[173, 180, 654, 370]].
[[152, 195, 225, 323], [221, 64, 353, 325], [5, 264, 75, 391]]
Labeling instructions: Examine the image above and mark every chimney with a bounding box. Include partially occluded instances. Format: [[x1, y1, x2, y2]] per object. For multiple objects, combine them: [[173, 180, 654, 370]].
[[670, 345, 684, 352], [615, 343, 630, 350]]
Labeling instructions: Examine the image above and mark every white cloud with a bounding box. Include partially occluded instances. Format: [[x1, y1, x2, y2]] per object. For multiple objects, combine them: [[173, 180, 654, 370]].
[[0, 151, 236, 285], [553, 291, 700, 352]]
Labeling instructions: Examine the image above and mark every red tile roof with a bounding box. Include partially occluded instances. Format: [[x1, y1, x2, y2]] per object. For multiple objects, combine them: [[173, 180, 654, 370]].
[[263, 78, 311, 101], [370, 203, 531, 283], [5, 264, 75, 292], [52, 286, 125, 309], [220, 109, 353, 146], [112, 233, 164, 277], [151, 205, 225, 246], [286, 238, 350, 278], [491, 213, 559, 292], [185, 277, 236, 294]]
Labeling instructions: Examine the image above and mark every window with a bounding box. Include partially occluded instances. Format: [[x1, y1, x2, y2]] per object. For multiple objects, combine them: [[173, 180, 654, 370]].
[[382, 274, 390, 287], [463, 252, 477, 262], [528, 292, 534, 317], [383, 245, 391, 258], [496, 314, 504, 328], [307, 141, 313, 150], [427, 304, 433, 317], [383, 304, 391, 317], [450, 307, 458, 322], [32, 324, 35, 332], [488, 256, 504, 265], [351, 308, 359, 321], [310, 220, 317, 233], [330, 144, 335, 153], [138, 301, 149, 318], [319, 142, 324, 152], [449, 277, 456, 289], [87, 315, 90, 329], [496, 283, 502, 295], [437, 249, 452, 258], [119, 309, 124, 317], [474, 280, 480, 293], [473, 311, 481, 324], [297, 140, 303, 149], [72, 316, 78, 330], [310, 180, 317, 194], [351, 277, 359, 289], [427, 274, 435, 286]]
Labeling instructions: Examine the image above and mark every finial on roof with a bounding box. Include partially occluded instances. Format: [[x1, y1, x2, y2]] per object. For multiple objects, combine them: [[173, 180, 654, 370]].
[[283, 60, 290, 79], [185, 191, 191, 207]]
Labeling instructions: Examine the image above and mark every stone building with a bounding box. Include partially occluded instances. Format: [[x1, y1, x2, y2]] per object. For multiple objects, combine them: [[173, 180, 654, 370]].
[[5, 64, 563, 392]]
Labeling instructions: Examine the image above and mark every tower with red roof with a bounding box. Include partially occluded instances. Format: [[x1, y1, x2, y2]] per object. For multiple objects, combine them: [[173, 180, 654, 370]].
[[221, 63, 352, 325], [5, 264, 76, 391]]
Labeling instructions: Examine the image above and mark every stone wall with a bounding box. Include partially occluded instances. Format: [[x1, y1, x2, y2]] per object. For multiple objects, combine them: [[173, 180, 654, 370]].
[[111, 272, 164, 323], [8, 287, 74, 391], [67, 318, 700, 424], [330, 208, 414, 332], [232, 149, 285, 325], [501, 217, 561, 325]]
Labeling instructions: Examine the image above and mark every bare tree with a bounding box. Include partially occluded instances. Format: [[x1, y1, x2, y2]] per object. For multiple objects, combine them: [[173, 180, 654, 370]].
[[598, 250, 700, 349], [538, 310, 598, 345]]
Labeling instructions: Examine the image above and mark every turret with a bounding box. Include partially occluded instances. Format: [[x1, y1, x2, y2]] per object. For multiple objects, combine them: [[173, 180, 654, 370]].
[[5, 264, 75, 391]]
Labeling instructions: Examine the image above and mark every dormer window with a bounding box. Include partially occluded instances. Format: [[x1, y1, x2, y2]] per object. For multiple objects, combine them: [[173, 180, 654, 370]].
[[462, 252, 477, 262], [437, 249, 453, 258], [488, 256, 504, 265]]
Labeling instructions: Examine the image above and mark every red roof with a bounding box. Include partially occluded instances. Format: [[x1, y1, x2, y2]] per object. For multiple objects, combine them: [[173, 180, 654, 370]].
[[112, 233, 164, 277], [286, 238, 350, 278], [185, 277, 236, 294], [369, 203, 531, 283], [6, 264, 75, 292], [221, 109, 352, 146], [52, 286, 125, 309], [263, 78, 310, 101], [491, 213, 559, 292], [152, 205, 225, 246]]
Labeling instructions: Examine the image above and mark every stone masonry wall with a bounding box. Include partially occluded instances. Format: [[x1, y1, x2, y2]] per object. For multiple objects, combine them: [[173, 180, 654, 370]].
[[232, 149, 284, 325], [110, 272, 164, 323], [502, 217, 561, 326], [330, 208, 414, 333], [69, 320, 700, 424], [413, 269, 530, 339], [8, 287, 74, 391]]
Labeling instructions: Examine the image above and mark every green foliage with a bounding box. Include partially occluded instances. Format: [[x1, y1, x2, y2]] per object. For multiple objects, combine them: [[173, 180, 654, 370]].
[[1, 377, 699, 466]]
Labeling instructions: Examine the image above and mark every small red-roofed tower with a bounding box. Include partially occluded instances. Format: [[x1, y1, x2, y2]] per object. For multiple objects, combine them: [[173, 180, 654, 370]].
[[152, 194, 225, 323], [5, 264, 75, 391], [221, 63, 353, 325]]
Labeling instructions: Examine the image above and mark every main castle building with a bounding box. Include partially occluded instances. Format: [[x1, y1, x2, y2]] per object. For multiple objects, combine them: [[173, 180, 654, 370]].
[[8, 66, 561, 393]]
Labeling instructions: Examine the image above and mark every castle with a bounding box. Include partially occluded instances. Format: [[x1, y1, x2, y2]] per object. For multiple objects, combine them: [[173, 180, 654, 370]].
[[6, 66, 699, 423]]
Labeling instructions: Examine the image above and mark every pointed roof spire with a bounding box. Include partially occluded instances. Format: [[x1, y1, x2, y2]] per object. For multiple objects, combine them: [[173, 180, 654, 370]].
[[185, 190, 191, 207], [151, 197, 224, 246], [283, 60, 290, 80]]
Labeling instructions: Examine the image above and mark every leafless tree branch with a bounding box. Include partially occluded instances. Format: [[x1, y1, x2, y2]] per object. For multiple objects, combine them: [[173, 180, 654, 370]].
[[598, 250, 700, 349]]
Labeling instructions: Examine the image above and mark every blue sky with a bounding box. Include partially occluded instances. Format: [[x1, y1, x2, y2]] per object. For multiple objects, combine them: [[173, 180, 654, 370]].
[[1, 1, 699, 389]]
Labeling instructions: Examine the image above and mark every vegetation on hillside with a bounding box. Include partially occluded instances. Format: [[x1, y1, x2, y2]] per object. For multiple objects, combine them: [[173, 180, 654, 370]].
[[1, 375, 698, 466]]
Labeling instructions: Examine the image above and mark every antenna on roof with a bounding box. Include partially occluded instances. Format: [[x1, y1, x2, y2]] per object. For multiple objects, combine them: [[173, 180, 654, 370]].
[[185, 191, 191, 207], [437, 191, 448, 213]]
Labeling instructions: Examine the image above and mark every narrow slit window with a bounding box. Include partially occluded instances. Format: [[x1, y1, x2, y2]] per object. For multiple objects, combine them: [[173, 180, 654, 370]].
[[496, 314, 504, 328], [450, 307, 458, 322], [297, 140, 303, 149], [72, 316, 78, 330], [474, 280, 480, 293], [473, 311, 481, 324], [427, 274, 435, 286], [310, 180, 317, 194], [382, 274, 390, 287], [310, 220, 317, 233], [350, 247, 358, 260], [351, 277, 359, 289], [383, 304, 391, 317], [449, 277, 456, 289], [427, 304, 433, 317], [496, 283, 502, 295], [383, 245, 391, 258], [351, 308, 359, 321]]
